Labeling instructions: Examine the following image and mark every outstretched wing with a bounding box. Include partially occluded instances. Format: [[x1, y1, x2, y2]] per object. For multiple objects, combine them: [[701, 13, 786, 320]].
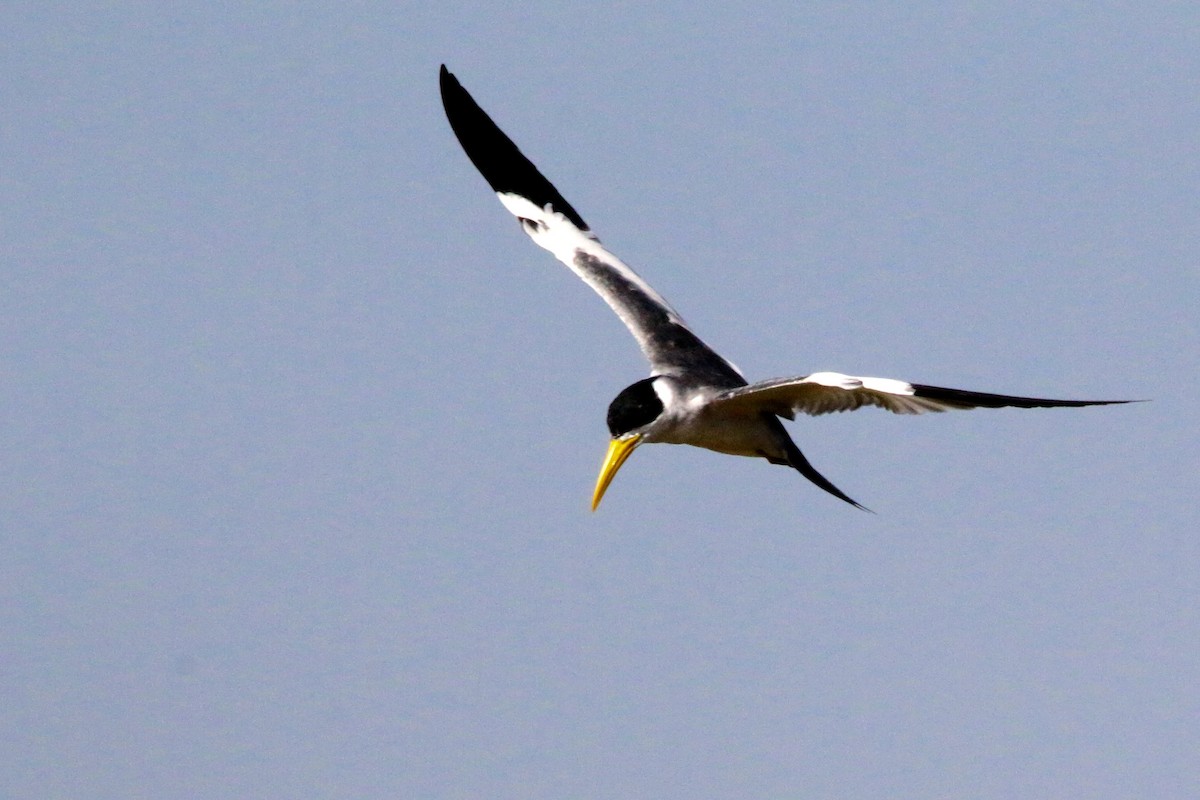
[[712, 372, 1133, 419], [439, 66, 744, 387]]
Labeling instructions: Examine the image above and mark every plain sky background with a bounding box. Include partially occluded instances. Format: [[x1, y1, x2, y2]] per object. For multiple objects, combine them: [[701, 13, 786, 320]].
[[3, 3, 1198, 798]]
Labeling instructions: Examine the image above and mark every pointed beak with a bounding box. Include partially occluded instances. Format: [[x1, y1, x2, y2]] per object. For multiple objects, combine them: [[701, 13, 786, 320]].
[[591, 434, 642, 511]]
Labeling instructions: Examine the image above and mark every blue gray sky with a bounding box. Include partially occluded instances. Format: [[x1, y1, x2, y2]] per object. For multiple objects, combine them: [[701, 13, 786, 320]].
[[3, 3, 1198, 798]]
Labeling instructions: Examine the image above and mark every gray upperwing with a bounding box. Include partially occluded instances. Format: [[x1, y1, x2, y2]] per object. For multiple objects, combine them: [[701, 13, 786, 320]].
[[572, 250, 744, 386]]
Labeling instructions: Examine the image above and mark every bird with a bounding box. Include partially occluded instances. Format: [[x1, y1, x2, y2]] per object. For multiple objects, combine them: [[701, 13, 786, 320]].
[[438, 65, 1131, 512]]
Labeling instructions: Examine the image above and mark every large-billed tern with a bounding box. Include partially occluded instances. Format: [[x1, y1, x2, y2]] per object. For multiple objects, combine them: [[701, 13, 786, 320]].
[[439, 65, 1131, 511]]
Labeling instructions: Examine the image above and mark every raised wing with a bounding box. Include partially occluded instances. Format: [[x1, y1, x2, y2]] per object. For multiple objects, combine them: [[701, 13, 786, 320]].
[[439, 65, 743, 387], [712, 372, 1133, 419]]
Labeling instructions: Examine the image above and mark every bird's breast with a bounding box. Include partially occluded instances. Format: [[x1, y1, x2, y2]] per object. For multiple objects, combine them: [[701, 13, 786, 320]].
[[650, 400, 788, 460]]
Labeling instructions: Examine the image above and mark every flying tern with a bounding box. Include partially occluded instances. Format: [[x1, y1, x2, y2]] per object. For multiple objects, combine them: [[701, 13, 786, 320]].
[[439, 65, 1131, 511]]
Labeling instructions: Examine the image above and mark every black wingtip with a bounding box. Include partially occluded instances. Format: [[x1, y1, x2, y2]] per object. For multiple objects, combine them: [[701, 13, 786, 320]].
[[438, 65, 590, 231], [910, 384, 1140, 410]]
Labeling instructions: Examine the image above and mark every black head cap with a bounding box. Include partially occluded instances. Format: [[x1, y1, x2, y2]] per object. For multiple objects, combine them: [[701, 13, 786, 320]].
[[606, 377, 664, 437]]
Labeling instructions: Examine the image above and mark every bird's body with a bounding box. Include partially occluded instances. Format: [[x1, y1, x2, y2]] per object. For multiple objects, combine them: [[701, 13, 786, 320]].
[[439, 65, 1131, 511]]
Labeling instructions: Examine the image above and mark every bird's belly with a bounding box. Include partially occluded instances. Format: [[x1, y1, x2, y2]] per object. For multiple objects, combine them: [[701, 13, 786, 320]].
[[654, 409, 786, 460]]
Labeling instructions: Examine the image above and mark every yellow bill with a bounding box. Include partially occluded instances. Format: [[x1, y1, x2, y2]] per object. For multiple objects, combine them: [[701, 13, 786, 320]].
[[591, 434, 642, 511]]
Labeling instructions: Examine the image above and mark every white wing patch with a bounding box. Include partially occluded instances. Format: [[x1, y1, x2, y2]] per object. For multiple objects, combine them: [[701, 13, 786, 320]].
[[712, 372, 961, 418], [495, 191, 746, 382], [497, 192, 687, 327], [789, 372, 935, 415], [802, 372, 912, 394]]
